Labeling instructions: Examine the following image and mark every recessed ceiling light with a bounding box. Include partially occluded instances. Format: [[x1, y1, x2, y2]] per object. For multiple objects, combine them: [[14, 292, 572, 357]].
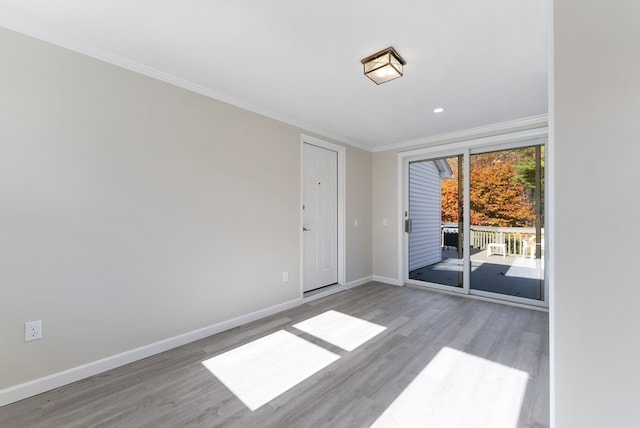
[[433, 107, 444, 113]]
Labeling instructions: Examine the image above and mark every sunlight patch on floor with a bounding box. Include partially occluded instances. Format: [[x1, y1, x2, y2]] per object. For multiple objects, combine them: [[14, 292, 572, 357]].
[[293, 310, 387, 351], [371, 347, 529, 428], [202, 330, 339, 410], [510, 257, 537, 268]]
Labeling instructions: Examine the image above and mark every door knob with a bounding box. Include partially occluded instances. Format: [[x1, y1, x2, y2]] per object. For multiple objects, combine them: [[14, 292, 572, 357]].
[[303, 227, 311, 231]]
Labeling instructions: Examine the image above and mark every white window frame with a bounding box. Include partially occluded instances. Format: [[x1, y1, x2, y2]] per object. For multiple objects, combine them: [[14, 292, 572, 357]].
[[397, 128, 549, 308]]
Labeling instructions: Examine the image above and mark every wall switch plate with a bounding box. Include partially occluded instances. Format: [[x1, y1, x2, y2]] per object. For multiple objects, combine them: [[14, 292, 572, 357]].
[[25, 320, 42, 342], [282, 272, 289, 282]]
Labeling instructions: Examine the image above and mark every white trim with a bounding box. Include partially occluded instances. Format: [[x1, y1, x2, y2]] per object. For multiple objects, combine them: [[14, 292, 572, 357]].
[[397, 155, 405, 286], [0, 297, 302, 407], [0, 18, 370, 152], [301, 276, 373, 303], [547, 0, 556, 424], [0, 18, 548, 156], [372, 275, 403, 286], [300, 135, 346, 294], [470, 289, 549, 309], [302, 285, 344, 303], [463, 149, 471, 293], [397, 127, 549, 310], [373, 115, 548, 153], [406, 284, 549, 313], [400, 127, 548, 160], [468, 137, 548, 155], [344, 276, 373, 289], [406, 279, 466, 294]]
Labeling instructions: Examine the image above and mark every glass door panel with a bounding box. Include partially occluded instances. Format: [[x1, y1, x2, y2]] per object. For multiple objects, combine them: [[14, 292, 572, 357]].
[[408, 155, 463, 288], [468, 146, 545, 300]]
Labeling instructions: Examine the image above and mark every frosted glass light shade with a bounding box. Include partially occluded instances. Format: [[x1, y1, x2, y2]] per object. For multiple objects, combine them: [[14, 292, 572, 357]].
[[361, 47, 406, 85]]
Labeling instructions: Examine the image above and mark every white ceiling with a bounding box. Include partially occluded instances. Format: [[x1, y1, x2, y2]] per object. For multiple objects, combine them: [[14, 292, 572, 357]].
[[0, 1, 549, 151]]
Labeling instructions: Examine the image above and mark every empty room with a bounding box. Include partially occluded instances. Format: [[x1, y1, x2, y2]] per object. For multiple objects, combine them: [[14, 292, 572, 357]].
[[1, 1, 638, 427]]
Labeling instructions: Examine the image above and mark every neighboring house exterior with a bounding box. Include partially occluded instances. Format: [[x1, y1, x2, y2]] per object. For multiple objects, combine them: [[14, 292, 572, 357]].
[[408, 159, 452, 271]]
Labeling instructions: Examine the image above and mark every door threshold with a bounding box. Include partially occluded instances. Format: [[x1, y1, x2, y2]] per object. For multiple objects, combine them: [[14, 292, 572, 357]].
[[405, 283, 548, 312], [303, 283, 342, 301]]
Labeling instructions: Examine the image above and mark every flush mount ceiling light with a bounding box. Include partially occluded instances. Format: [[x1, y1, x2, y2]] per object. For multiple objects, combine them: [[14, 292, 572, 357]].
[[361, 46, 406, 85]]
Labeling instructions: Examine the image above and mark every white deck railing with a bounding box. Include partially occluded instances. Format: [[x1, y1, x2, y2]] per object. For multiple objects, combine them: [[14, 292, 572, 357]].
[[440, 225, 544, 256], [470, 226, 543, 256]]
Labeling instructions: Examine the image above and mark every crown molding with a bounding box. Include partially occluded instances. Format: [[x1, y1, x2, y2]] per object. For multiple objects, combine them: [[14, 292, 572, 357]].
[[1, 16, 547, 154], [372, 114, 549, 153], [0, 17, 372, 152]]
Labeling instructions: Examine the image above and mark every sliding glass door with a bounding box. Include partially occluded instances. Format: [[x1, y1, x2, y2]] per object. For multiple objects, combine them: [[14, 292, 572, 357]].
[[407, 155, 463, 289], [404, 139, 546, 307], [468, 145, 545, 301]]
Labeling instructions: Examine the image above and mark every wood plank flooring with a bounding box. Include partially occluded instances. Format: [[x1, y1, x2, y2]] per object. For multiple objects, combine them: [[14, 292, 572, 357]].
[[0, 282, 549, 427]]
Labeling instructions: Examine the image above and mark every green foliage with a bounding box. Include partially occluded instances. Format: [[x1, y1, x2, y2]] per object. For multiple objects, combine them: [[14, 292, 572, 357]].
[[514, 159, 538, 189]]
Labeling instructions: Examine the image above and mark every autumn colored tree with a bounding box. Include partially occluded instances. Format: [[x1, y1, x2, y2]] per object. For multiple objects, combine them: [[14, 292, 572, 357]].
[[469, 151, 535, 226], [441, 158, 460, 223], [440, 148, 539, 227]]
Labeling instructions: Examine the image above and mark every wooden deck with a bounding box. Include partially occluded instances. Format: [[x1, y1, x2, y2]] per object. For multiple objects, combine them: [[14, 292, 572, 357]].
[[410, 248, 545, 301]]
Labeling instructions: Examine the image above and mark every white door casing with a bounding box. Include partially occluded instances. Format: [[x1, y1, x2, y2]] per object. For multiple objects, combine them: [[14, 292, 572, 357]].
[[302, 142, 338, 292]]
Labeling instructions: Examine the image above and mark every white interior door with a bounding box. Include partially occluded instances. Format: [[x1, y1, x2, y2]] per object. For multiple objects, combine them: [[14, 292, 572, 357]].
[[303, 143, 338, 292]]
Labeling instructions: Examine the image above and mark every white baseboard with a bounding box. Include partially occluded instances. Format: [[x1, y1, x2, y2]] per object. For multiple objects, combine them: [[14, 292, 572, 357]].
[[0, 297, 302, 407], [344, 276, 373, 289], [372, 275, 403, 286], [302, 277, 373, 303]]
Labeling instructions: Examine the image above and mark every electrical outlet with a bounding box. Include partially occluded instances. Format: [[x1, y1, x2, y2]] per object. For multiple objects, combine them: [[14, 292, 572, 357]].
[[25, 320, 42, 342]]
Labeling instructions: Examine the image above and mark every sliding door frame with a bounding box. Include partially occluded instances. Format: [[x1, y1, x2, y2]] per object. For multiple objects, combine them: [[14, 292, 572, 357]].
[[397, 128, 549, 308]]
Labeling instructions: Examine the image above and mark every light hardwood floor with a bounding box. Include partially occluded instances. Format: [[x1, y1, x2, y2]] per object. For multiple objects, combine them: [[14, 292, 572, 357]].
[[0, 282, 549, 427]]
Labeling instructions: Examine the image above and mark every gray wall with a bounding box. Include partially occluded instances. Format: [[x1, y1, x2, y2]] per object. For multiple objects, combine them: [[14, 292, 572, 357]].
[[552, 0, 640, 426], [346, 145, 373, 282], [408, 161, 442, 271], [0, 28, 372, 389], [372, 151, 399, 282]]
